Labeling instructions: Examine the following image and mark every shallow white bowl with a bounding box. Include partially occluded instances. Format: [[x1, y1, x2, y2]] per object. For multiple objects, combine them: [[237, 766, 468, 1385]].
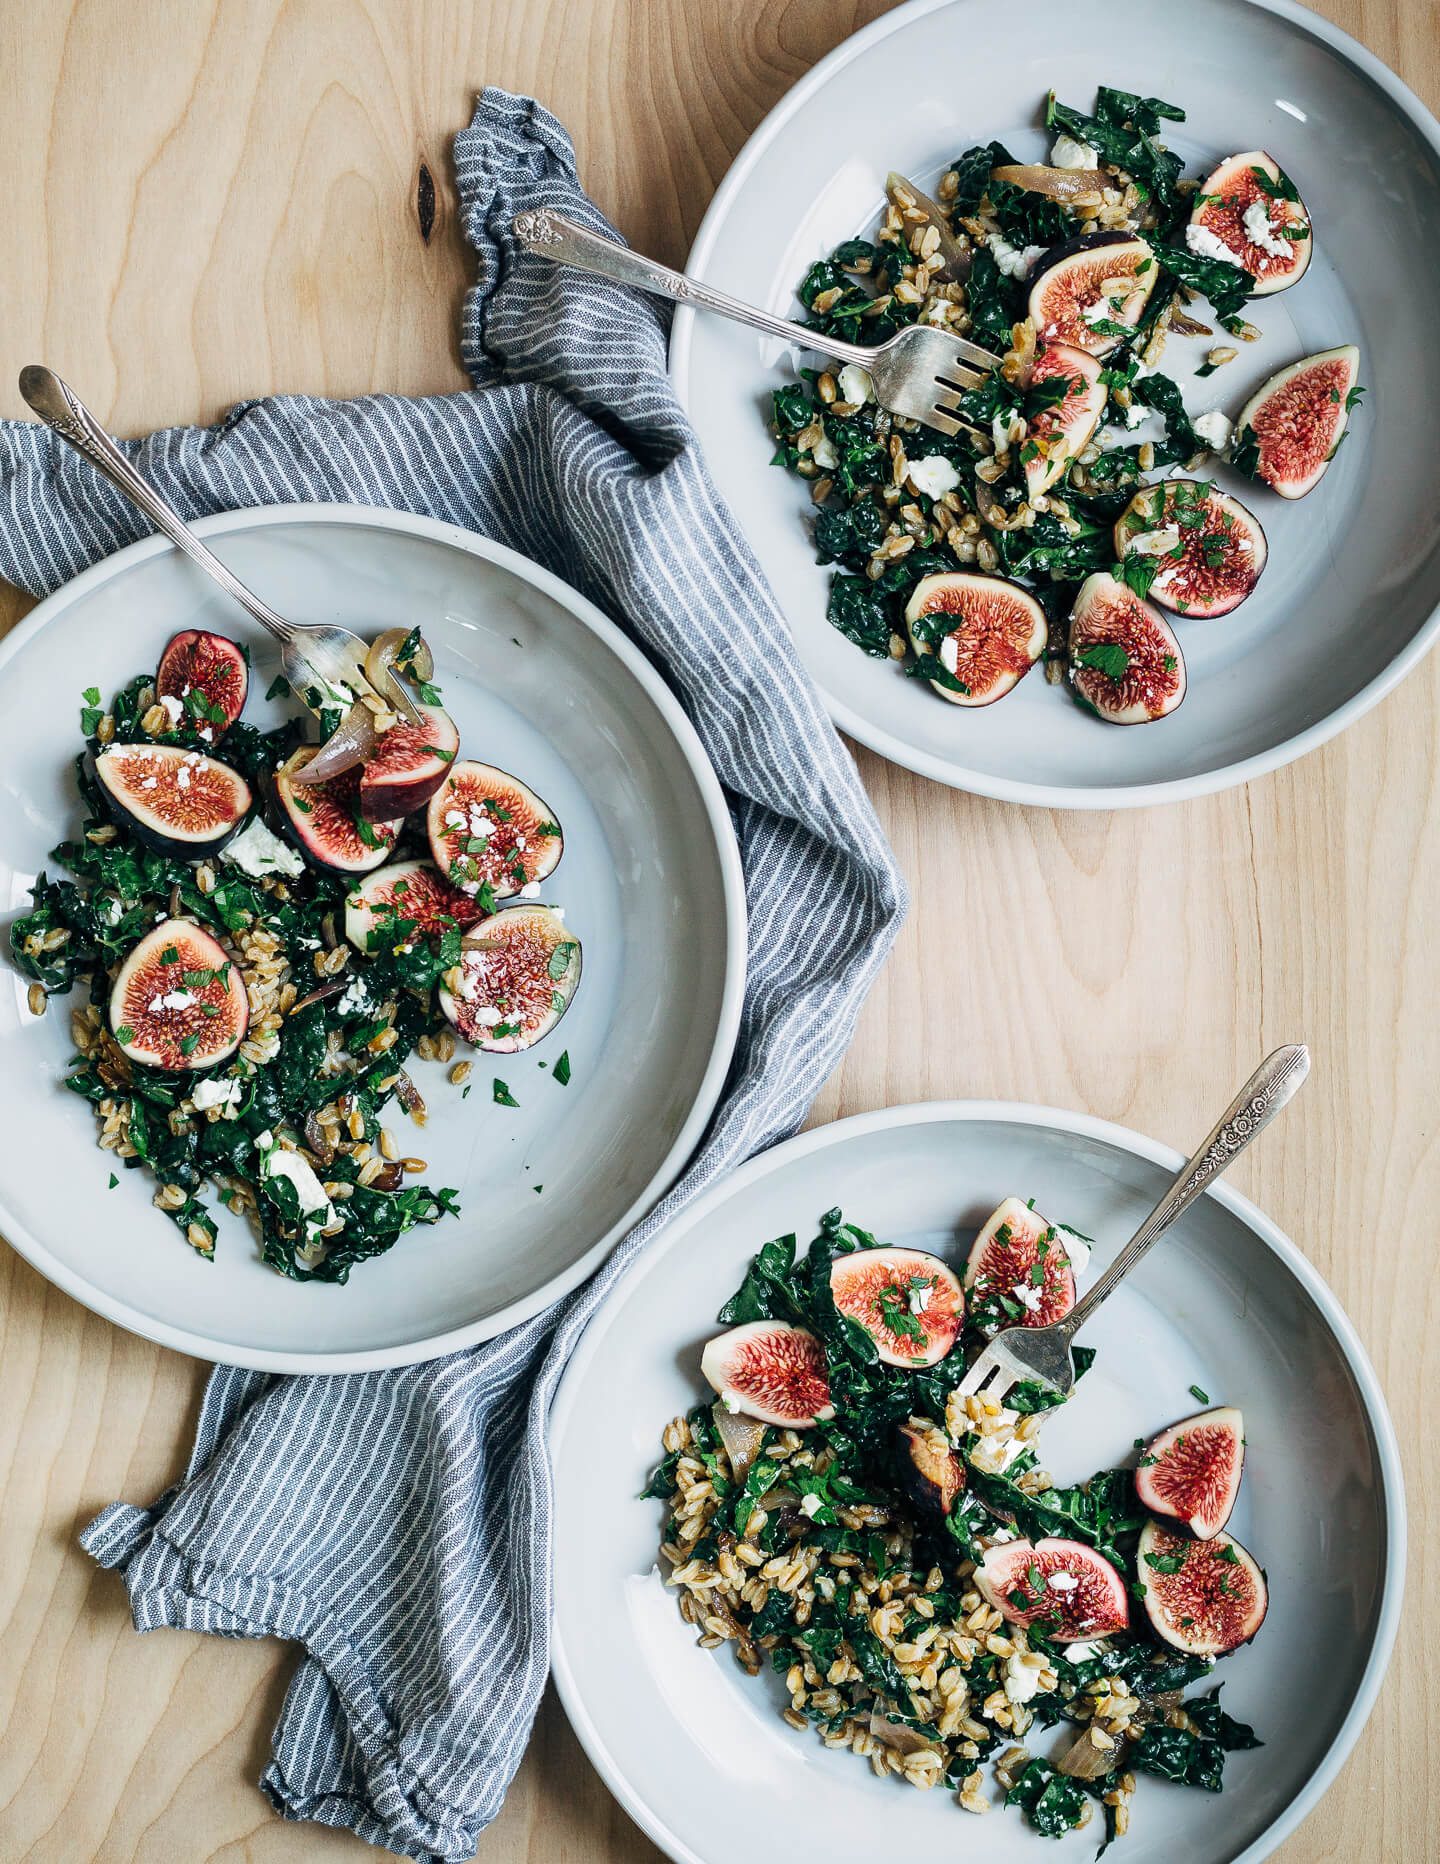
[[551, 1100, 1403, 1864], [0, 505, 745, 1371], [671, 0, 1440, 805]]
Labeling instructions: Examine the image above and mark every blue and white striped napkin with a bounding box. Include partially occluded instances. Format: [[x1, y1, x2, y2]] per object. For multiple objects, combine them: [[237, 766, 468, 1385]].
[[0, 91, 906, 1861]]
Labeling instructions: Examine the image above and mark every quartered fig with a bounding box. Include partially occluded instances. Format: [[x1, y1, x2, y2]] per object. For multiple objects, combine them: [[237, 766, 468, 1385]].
[[1135, 1406, 1245, 1540], [437, 903, 580, 1052], [964, 1196, 1077, 1329], [977, 1536, 1130, 1642], [1232, 346, 1361, 499], [426, 761, 564, 902], [896, 1416, 966, 1516], [155, 628, 248, 742], [108, 920, 248, 1070], [829, 1246, 964, 1368], [713, 1400, 767, 1484], [1189, 151, 1312, 297], [273, 747, 401, 876], [1137, 1519, 1268, 1655], [356, 704, 460, 822], [1070, 573, 1185, 724], [700, 1319, 834, 1428], [1113, 480, 1267, 618], [1024, 342, 1108, 498], [94, 743, 251, 859], [1028, 232, 1157, 356], [905, 572, 1046, 706], [344, 857, 485, 953]]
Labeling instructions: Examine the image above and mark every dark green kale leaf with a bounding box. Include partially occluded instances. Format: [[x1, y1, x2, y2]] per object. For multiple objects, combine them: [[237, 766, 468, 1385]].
[[716, 1232, 803, 1324], [965, 243, 1024, 350], [1006, 1756, 1091, 1836], [1125, 1685, 1262, 1792], [1148, 241, 1255, 329], [1045, 86, 1187, 227]]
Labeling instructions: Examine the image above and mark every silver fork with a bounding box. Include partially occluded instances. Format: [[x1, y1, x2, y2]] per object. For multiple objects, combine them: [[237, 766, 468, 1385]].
[[16, 366, 423, 727], [511, 208, 999, 438], [956, 1045, 1311, 1406]]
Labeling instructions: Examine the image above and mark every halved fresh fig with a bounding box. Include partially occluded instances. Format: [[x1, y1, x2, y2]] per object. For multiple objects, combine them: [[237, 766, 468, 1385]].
[[273, 748, 401, 876], [155, 629, 248, 742], [700, 1320, 834, 1428], [713, 1400, 767, 1484], [1135, 1407, 1245, 1540], [829, 1246, 963, 1367], [964, 1197, 1076, 1329], [344, 858, 485, 953], [976, 1536, 1130, 1642], [1189, 151, 1312, 297], [94, 744, 251, 859], [897, 1417, 966, 1516], [1070, 573, 1186, 725], [1024, 342, 1108, 498], [1137, 1519, 1268, 1655], [437, 904, 580, 1052], [1113, 481, 1267, 619], [426, 761, 564, 902], [108, 920, 248, 1071], [1232, 346, 1361, 500], [905, 572, 1046, 707], [356, 705, 460, 822], [1028, 232, 1157, 356]]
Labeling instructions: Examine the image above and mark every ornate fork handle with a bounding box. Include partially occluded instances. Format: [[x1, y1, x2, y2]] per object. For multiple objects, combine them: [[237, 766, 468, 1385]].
[[1060, 1044, 1311, 1338], [511, 208, 878, 368]]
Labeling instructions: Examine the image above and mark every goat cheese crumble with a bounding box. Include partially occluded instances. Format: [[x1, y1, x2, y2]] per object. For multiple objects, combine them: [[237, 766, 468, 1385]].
[[222, 817, 306, 879]]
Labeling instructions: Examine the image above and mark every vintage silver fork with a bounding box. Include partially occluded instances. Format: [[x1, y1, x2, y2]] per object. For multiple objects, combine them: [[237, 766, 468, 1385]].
[[17, 366, 423, 727], [511, 208, 999, 438], [956, 1045, 1311, 1406]]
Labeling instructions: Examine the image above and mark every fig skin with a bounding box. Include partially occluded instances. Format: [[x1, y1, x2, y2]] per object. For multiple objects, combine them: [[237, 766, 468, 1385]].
[[426, 760, 564, 902], [905, 572, 1047, 707], [155, 628, 248, 742], [1233, 345, 1360, 500], [896, 1417, 966, 1516], [1137, 1519, 1268, 1656], [1112, 481, 1267, 619], [437, 903, 581, 1052], [108, 920, 249, 1071], [977, 1536, 1130, 1641], [273, 748, 401, 876], [1189, 151, 1312, 297], [700, 1320, 834, 1428], [1135, 1406, 1245, 1540], [94, 743, 251, 859], [964, 1196, 1076, 1329], [344, 858, 486, 954], [357, 704, 460, 822], [1024, 342, 1108, 499], [1070, 572, 1186, 725], [829, 1246, 964, 1368], [1028, 232, 1157, 357]]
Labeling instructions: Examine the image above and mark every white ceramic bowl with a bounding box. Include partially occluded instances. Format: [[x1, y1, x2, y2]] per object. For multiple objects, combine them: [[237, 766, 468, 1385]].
[[0, 506, 745, 1370], [551, 1101, 1404, 1864], [671, 0, 1440, 805]]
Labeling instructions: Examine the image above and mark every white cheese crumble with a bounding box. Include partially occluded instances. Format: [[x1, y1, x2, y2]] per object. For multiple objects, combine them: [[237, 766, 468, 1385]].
[[1193, 410, 1233, 453], [157, 693, 185, 724], [837, 362, 873, 405], [811, 432, 839, 471], [100, 897, 124, 927], [1185, 221, 1244, 269], [906, 455, 961, 500], [1123, 400, 1148, 429], [141, 776, 158, 789], [799, 1492, 825, 1519], [519, 880, 542, 899], [255, 1132, 340, 1233], [1126, 525, 1183, 558], [1004, 1654, 1045, 1704], [988, 233, 1045, 280], [1056, 1225, 1091, 1276], [222, 817, 305, 878], [939, 635, 960, 677], [191, 1075, 242, 1113], [908, 1284, 930, 1316], [1012, 1279, 1046, 1314], [1047, 1571, 1079, 1592], [1065, 1638, 1110, 1663], [722, 1392, 742, 1414], [1241, 197, 1292, 259], [1050, 131, 1098, 170], [334, 976, 366, 1017], [149, 989, 196, 1012], [1081, 297, 1117, 327]]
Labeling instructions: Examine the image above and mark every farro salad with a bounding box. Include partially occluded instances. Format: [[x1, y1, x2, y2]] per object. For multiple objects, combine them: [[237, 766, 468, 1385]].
[[648, 1203, 1266, 1851], [772, 83, 1364, 724], [9, 625, 582, 1281]]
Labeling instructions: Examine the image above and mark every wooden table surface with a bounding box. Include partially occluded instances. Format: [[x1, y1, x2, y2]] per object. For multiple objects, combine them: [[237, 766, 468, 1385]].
[[0, 1, 1433, 1858]]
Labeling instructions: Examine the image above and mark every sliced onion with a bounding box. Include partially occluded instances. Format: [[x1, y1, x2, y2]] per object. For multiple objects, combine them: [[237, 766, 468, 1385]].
[[886, 171, 969, 281], [991, 163, 1106, 207], [288, 700, 380, 785]]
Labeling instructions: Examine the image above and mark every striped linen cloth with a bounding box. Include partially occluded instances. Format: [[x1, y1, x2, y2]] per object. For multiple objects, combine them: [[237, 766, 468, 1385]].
[[0, 91, 906, 1860]]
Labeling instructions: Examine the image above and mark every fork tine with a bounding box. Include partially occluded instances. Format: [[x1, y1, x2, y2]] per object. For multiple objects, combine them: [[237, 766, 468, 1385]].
[[944, 333, 1006, 372], [979, 1366, 1016, 1406], [914, 407, 962, 438], [931, 364, 987, 394], [955, 1350, 999, 1398], [929, 385, 976, 415]]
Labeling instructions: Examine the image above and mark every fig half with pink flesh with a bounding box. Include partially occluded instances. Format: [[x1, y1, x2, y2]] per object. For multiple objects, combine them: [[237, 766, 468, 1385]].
[[977, 1536, 1130, 1641], [437, 903, 580, 1052], [95, 743, 251, 860], [905, 572, 1046, 706], [1138, 1519, 1268, 1655], [345, 858, 485, 954], [155, 629, 248, 741], [109, 920, 248, 1071], [1232, 346, 1361, 499], [1113, 481, 1267, 619], [1135, 1406, 1245, 1540], [355, 704, 460, 822], [426, 761, 564, 902], [1070, 573, 1185, 724], [1024, 342, 1108, 498], [964, 1196, 1076, 1329], [1028, 231, 1157, 356], [1189, 151, 1312, 297], [829, 1246, 963, 1367], [273, 748, 401, 876], [700, 1319, 834, 1427]]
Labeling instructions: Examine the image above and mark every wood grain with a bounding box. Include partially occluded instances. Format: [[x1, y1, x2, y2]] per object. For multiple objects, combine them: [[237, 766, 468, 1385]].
[[0, 0, 1435, 1857]]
